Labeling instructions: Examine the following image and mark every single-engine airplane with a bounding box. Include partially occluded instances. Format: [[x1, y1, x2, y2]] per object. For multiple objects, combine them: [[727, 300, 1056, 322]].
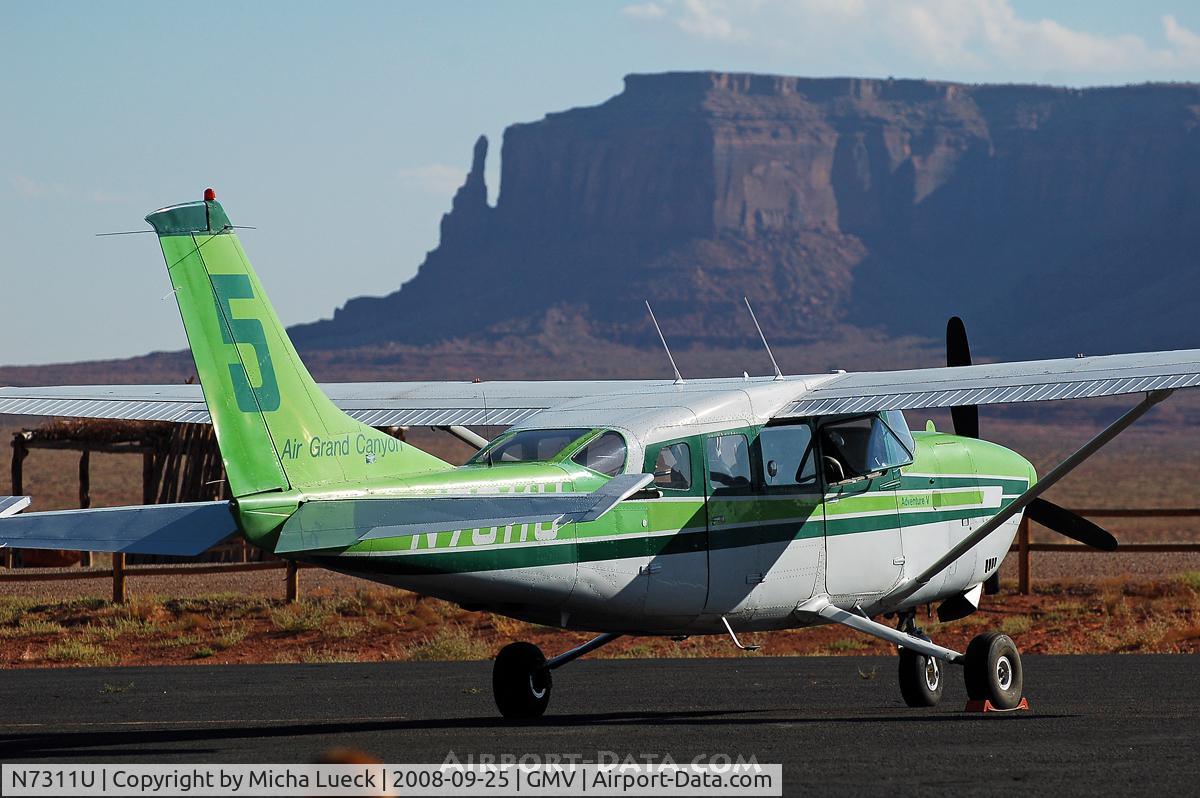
[[2, 192, 1198, 718]]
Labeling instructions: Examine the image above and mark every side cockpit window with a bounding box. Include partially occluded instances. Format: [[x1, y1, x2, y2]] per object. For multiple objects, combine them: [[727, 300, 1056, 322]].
[[652, 441, 692, 490], [819, 413, 913, 483], [572, 431, 628, 477]]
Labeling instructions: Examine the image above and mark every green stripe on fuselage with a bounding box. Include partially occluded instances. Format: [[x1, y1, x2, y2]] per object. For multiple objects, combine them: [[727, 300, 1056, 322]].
[[325, 478, 1025, 576]]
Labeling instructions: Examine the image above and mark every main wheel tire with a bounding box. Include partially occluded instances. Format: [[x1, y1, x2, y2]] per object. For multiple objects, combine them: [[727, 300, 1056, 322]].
[[898, 647, 944, 707], [493, 642, 552, 719], [964, 632, 1023, 709]]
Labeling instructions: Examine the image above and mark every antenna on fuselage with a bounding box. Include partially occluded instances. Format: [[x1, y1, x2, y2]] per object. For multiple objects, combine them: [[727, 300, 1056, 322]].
[[644, 301, 684, 384], [743, 297, 783, 380]]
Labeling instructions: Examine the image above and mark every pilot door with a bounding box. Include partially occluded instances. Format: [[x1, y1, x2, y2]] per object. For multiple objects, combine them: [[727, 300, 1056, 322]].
[[818, 414, 907, 596]]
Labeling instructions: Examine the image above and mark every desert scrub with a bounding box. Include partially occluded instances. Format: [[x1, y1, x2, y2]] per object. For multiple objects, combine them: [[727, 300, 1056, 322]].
[[152, 634, 202, 649], [107, 616, 160, 638], [174, 613, 212, 633], [404, 625, 490, 661], [489, 614, 528, 639], [122, 594, 166, 623], [999, 615, 1032, 636], [333, 620, 366, 639], [268, 601, 330, 634], [0, 597, 38, 626], [212, 622, 247, 651], [0, 619, 66, 638], [81, 624, 121, 642], [300, 647, 356, 664], [45, 640, 115, 666]]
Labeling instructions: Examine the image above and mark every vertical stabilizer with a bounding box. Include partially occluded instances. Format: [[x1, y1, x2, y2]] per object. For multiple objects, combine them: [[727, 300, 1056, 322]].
[[144, 193, 451, 497]]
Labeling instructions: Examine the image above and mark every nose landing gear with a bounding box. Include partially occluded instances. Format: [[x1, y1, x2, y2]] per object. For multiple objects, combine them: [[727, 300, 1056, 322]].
[[892, 613, 1025, 711], [963, 632, 1024, 710]]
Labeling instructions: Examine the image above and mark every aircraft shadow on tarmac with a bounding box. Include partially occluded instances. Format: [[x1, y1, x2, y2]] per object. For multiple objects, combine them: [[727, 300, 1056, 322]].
[[0, 708, 1059, 759]]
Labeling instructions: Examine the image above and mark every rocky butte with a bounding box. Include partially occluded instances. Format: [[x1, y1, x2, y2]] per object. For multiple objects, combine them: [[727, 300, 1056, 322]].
[[293, 71, 1200, 361]]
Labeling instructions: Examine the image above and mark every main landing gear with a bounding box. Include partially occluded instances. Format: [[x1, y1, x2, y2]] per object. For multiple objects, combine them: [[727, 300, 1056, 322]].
[[897, 620, 943, 707], [492, 633, 622, 719], [894, 611, 1024, 710]]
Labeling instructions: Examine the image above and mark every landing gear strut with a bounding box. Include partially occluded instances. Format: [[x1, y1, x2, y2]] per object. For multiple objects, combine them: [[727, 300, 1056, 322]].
[[492, 633, 622, 719]]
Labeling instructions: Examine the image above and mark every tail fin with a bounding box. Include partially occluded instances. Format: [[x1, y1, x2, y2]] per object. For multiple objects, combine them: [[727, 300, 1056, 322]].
[[145, 194, 450, 497]]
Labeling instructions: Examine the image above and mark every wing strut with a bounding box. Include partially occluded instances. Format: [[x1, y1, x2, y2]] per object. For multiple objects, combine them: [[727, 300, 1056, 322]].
[[434, 425, 489, 451], [882, 388, 1175, 608]]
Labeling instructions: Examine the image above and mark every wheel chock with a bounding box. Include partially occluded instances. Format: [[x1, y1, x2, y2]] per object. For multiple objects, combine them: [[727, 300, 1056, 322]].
[[964, 697, 1030, 713]]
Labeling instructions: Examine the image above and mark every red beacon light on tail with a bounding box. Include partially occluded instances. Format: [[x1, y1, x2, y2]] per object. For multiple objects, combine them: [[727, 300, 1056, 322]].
[[203, 187, 216, 202]]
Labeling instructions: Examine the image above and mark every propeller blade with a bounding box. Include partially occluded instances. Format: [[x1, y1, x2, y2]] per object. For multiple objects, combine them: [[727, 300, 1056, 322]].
[[946, 316, 979, 438], [1026, 498, 1118, 551], [946, 316, 972, 368]]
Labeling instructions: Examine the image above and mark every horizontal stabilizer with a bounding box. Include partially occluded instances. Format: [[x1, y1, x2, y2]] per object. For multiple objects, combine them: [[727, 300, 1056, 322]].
[[0, 496, 30, 518], [275, 473, 653, 554], [0, 501, 237, 556]]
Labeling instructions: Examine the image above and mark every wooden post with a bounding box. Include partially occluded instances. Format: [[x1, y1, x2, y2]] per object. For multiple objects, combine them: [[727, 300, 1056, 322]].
[[112, 552, 127, 604], [142, 450, 156, 505], [7, 434, 28, 569], [285, 560, 299, 603], [1018, 515, 1031, 595], [78, 450, 92, 568]]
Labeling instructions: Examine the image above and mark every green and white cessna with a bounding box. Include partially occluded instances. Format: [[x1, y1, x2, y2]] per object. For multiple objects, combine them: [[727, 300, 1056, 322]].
[[2, 193, 1198, 717]]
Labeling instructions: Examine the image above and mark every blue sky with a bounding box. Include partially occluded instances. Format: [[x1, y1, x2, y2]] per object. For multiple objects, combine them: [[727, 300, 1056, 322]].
[[4, 1, 1200, 365]]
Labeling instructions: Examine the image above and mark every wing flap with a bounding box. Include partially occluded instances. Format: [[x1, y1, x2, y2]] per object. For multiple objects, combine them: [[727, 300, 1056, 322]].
[[0, 501, 237, 556], [274, 473, 653, 554]]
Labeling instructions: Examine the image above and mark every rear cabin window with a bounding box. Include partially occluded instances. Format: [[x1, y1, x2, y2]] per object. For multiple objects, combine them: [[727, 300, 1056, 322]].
[[571, 431, 628, 477], [706, 434, 751, 492], [473, 428, 589, 465], [652, 441, 692, 490]]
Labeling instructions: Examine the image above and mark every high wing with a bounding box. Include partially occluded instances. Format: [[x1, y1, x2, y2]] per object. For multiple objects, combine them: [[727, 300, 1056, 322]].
[[779, 348, 1200, 417], [0, 380, 690, 427], [3, 349, 1199, 428]]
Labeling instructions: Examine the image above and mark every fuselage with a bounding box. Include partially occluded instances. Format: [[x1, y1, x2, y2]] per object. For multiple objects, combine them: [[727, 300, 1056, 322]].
[[236, 396, 1034, 637]]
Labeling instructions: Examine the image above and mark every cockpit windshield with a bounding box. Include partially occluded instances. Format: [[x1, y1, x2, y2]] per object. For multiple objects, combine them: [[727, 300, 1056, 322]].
[[471, 428, 591, 465]]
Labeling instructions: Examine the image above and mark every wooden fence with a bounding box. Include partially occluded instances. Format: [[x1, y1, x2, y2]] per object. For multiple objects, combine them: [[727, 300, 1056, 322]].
[[0, 559, 303, 604], [1013, 508, 1200, 594]]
